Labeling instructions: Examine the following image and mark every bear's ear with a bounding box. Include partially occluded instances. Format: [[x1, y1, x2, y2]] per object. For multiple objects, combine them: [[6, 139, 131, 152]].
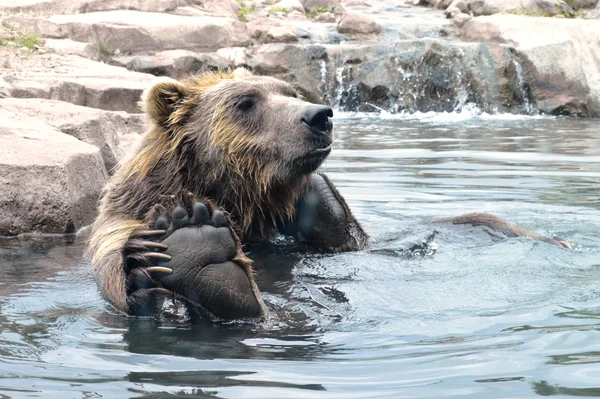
[[141, 79, 190, 126]]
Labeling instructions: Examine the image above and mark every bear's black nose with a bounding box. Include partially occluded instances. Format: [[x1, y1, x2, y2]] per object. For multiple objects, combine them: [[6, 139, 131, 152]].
[[301, 105, 333, 136]]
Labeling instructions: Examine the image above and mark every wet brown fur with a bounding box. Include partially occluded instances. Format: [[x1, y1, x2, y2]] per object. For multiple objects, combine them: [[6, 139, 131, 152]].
[[434, 212, 572, 249], [89, 70, 317, 312]]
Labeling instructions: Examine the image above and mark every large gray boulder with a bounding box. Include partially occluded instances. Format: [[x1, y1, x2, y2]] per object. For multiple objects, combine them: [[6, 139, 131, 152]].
[[456, 14, 600, 116], [0, 0, 241, 18], [274, 0, 306, 14], [114, 50, 229, 78], [2, 53, 158, 113], [0, 110, 108, 236], [442, 0, 574, 16], [0, 0, 187, 14], [247, 17, 282, 43], [0, 98, 144, 172], [318, 39, 541, 114], [6, 11, 250, 55], [337, 12, 381, 36], [246, 39, 535, 115], [265, 26, 299, 43], [300, 0, 340, 12]]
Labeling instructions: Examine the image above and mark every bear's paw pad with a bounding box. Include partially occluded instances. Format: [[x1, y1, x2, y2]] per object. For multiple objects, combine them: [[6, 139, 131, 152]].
[[154, 203, 264, 320]]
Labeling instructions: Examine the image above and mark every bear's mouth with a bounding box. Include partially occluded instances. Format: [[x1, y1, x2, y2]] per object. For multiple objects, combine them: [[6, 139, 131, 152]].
[[294, 143, 332, 174], [307, 144, 332, 158]]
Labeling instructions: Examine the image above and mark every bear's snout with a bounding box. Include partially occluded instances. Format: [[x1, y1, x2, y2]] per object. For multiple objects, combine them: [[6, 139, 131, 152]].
[[301, 105, 333, 139]]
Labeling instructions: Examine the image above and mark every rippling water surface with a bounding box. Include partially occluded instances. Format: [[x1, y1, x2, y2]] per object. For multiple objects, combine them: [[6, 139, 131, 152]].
[[1, 113, 599, 398]]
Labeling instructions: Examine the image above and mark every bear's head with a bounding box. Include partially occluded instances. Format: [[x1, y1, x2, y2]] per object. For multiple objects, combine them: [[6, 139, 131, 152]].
[[124, 70, 334, 236]]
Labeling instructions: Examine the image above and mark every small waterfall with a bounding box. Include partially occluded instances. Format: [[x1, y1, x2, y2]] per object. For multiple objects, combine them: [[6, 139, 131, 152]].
[[333, 65, 346, 110], [513, 59, 533, 114], [319, 57, 358, 112], [388, 59, 407, 113], [319, 59, 331, 105], [387, 49, 480, 115]]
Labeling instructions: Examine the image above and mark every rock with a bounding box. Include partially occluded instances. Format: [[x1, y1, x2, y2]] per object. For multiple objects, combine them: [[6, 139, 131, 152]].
[[0, 0, 186, 15], [343, 0, 366, 6], [442, 0, 574, 16], [337, 12, 381, 35], [452, 12, 471, 27], [248, 43, 292, 75], [288, 39, 548, 115], [201, 0, 241, 18], [6, 11, 250, 55], [0, 78, 11, 98], [216, 47, 249, 67], [288, 10, 308, 19], [275, 0, 306, 14], [44, 39, 99, 59], [445, 5, 464, 17], [246, 39, 538, 114], [457, 14, 600, 116], [534, 0, 573, 15], [0, 0, 241, 18], [247, 16, 281, 41], [0, 98, 143, 171], [114, 50, 228, 78], [265, 26, 299, 43], [247, 43, 325, 102], [587, 1, 600, 16], [572, 0, 599, 8], [446, 0, 467, 14], [0, 110, 107, 236], [300, 0, 339, 12], [2, 53, 158, 113], [333, 3, 346, 14], [315, 11, 336, 21]]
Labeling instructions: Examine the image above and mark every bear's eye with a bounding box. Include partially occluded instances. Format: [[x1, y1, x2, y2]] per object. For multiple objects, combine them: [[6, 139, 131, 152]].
[[238, 98, 255, 112]]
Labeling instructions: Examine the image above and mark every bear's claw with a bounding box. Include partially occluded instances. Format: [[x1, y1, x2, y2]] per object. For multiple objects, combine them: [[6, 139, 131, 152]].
[[123, 228, 176, 315]]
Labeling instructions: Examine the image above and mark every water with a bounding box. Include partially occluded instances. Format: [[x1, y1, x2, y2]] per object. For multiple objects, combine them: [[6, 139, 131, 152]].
[[1, 113, 600, 398]]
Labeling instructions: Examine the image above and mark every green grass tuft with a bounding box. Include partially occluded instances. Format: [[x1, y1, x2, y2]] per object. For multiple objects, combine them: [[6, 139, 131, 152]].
[[269, 6, 288, 16], [237, 6, 255, 22], [15, 32, 39, 49]]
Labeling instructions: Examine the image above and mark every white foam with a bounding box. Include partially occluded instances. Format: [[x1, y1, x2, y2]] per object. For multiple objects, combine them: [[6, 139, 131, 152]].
[[333, 104, 555, 123]]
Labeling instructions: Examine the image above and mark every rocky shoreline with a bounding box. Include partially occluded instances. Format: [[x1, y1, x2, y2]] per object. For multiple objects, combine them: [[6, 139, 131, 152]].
[[1, 0, 599, 235]]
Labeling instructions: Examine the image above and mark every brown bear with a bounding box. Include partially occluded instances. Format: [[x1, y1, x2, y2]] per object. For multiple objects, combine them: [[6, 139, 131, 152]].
[[88, 70, 570, 320]]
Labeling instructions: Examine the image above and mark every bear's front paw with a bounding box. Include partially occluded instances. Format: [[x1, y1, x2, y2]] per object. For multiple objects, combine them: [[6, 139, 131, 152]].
[[152, 203, 265, 320], [296, 174, 348, 248]]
